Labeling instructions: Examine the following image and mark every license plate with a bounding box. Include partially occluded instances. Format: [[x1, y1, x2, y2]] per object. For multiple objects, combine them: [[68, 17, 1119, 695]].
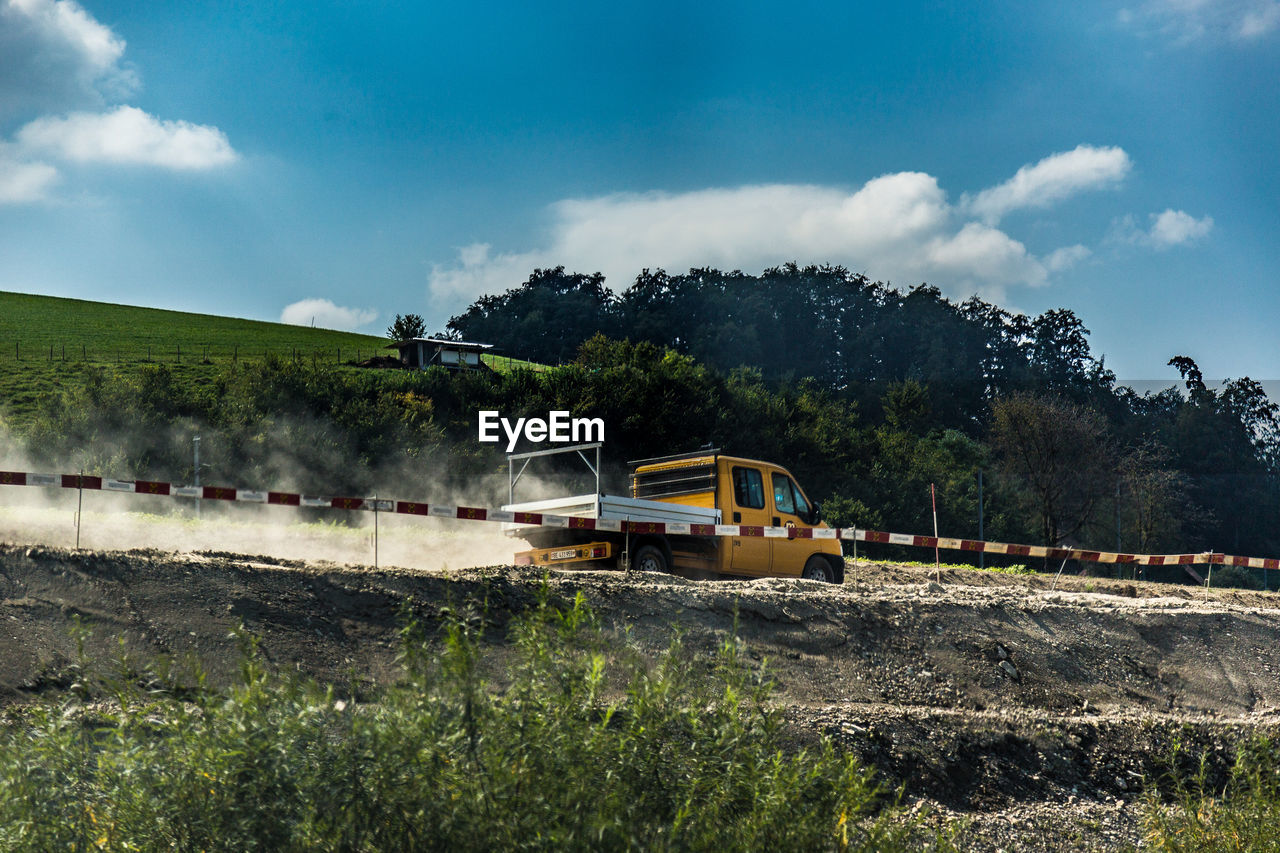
[[549, 549, 578, 560]]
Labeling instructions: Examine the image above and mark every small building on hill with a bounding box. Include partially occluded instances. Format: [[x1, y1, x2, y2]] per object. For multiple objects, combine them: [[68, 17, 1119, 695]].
[[387, 337, 494, 371]]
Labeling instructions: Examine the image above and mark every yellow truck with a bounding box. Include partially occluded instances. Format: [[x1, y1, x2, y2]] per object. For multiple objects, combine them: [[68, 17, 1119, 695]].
[[503, 446, 844, 583]]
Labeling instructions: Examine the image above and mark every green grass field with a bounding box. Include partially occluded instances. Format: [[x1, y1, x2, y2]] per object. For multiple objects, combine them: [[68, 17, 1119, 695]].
[[0, 290, 390, 365], [0, 291, 543, 425]]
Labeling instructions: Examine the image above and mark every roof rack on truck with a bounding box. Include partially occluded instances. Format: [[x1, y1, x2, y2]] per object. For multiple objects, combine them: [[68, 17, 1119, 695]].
[[507, 442, 601, 505]]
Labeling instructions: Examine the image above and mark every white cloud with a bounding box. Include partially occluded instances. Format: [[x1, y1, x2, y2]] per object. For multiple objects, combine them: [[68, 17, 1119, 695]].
[[428, 148, 1205, 313], [427, 169, 1103, 307], [0, 156, 58, 202], [0, 0, 137, 118], [1111, 209, 1214, 247], [1149, 209, 1215, 246], [1121, 0, 1280, 41], [1239, 2, 1280, 34], [17, 106, 237, 170], [0, 2, 236, 202], [925, 222, 1047, 287], [280, 299, 378, 331], [1044, 244, 1092, 272], [965, 145, 1132, 223]]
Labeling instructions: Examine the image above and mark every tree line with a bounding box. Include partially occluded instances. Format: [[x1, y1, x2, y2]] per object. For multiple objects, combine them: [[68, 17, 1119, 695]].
[[442, 264, 1279, 561]]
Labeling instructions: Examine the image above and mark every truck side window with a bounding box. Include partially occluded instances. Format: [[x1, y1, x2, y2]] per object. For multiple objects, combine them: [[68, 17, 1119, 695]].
[[732, 467, 765, 509], [772, 473, 796, 515]]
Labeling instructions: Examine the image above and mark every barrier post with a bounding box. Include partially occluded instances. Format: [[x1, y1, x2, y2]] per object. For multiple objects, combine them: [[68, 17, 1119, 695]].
[[852, 528, 858, 587], [977, 470, 984, 570], [193, 435, 201, 519], [75, 469, 83, 550], [931, 483, 940, 582]]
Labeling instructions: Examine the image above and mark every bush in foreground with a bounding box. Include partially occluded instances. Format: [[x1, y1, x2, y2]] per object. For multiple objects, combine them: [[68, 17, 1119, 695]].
[[1142, 736, 1280, 851], [0, 590, 943, 852]]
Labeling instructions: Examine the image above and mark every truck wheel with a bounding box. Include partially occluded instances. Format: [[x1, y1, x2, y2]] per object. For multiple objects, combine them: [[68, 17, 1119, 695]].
[[633, 544, 668, 573], [802, 556, 833, 583]]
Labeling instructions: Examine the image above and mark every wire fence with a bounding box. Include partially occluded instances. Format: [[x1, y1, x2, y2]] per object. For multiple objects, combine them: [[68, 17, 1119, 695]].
[[0, 342, 555, 373], [3, 342, 380, 365]]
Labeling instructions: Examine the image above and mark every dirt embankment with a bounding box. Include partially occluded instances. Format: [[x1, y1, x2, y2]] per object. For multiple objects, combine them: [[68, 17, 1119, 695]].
[[3, 545, 1280, 850]]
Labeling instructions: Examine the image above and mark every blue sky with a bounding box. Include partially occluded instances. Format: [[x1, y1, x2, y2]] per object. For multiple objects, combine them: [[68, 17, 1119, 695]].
[[1, 0, 1277, 383]]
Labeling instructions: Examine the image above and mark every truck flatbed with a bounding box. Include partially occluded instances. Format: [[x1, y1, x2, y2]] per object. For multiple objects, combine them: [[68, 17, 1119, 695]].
[[501, 493, 721, 533]]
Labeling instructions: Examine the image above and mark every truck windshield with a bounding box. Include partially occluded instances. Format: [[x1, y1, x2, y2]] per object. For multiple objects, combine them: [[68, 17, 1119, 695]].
[[732, 467, 765, 509]]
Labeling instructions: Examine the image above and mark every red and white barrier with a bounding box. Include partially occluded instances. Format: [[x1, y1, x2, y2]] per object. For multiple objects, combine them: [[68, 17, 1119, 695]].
[[2, 470, 1276, 570]]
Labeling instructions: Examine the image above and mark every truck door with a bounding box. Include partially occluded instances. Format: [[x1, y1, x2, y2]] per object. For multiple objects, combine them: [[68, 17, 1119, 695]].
[[728, 465, 771, 574], [770, 471, 813, 575]]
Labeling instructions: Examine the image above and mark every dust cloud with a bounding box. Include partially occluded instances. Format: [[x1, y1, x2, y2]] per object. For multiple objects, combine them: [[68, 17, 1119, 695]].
[[0, 496, 520, 571], [0, 402, 617, 569]]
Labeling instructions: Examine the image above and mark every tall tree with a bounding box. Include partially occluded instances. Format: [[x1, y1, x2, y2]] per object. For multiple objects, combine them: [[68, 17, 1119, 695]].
[[387, 313, 428, 341], [1029, 308, 1114, 399], [989, 393, 1114, 546], [445, 267, 615, 364], [1118, 442, 1195, 553]]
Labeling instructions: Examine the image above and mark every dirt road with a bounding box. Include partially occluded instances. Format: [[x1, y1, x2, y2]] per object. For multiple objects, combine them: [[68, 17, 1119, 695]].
[[4, 544, 1279, 850]]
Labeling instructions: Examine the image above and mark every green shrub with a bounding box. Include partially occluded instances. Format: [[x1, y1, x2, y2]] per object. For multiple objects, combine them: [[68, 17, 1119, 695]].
[[1209, 565, 1262, 591], [1142, 736, 1280, 851], [0, 590, 942, 852]]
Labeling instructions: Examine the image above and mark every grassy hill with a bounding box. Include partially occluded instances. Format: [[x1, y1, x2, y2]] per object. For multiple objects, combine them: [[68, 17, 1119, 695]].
[[0, 291, 518, 426], [1, 290, 389, 360], [0, 291, 549, 426]]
